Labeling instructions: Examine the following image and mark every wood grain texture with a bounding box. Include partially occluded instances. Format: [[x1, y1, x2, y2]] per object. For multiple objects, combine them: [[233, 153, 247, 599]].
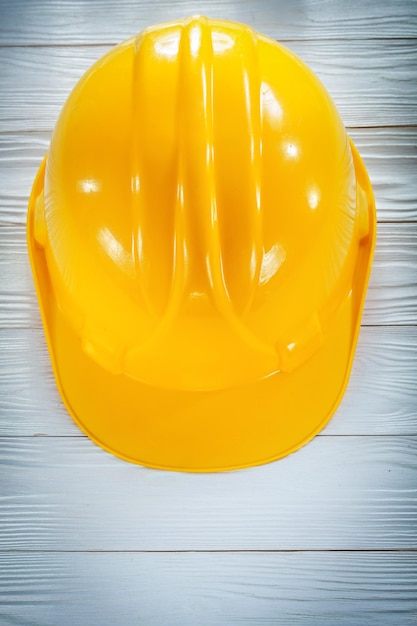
[[365, 222, 417, 325], [1, 223, 416, 327], [0, 551, 416, 626], [349, 128, 417, 223], [0, 40, 416, 132], [1, 128, 417, 225], [1, 0, 416, 44], [0, 326, 416, 437], [1, 0, 416, 622], [0, 435, 416, 551]]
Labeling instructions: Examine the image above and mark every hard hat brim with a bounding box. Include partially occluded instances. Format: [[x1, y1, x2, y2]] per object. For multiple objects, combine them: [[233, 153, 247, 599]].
[[27, 143, 376, 472]]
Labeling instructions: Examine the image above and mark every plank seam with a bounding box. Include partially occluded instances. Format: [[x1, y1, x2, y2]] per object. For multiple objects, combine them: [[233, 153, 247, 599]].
[[0, 36, 417, 49], [1, 548, 416, 554]]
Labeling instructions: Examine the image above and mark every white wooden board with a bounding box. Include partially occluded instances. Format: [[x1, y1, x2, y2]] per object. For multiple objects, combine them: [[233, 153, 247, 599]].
[[1, 552, 416, 626], [1, 0, 417, 43], [1, 0, 416, 623], [0, 435, 416, 551], [1, 40, 416, 131]]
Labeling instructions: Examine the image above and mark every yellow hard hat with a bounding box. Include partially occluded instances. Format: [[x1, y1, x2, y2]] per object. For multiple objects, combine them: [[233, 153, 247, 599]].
[[27, 16, 376, 471]]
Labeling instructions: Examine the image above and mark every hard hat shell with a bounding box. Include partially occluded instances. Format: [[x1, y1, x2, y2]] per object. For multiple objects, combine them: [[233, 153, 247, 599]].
[[27, 16, 376, 471]]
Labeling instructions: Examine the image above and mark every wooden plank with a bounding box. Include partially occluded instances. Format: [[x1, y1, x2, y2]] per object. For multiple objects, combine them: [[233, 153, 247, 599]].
[[0, 132, 50, 225], [0, 326, 416, 437], [1, 128, 417, 225], [0, 551, 416, 626], [349, 128, 417, 222], [1, 0, 416, 44], [0, 2, 414, 621], [0, 435, 416, 551], [365, 222, 417, 325], [1, 223, 416, 328], [0, 40, 416, 132]]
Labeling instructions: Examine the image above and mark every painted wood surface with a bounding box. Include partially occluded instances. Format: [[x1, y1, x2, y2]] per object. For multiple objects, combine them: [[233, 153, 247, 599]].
[[1, 0, 417, 43], [1, 40, 417, 131], [1, 0, 416, 623], [1, 552, 416, 626], [1, 435, 416, 551]]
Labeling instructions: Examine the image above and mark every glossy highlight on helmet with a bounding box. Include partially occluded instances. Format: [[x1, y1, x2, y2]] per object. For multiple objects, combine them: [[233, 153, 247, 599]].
[[27, 16, 376, 471]]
